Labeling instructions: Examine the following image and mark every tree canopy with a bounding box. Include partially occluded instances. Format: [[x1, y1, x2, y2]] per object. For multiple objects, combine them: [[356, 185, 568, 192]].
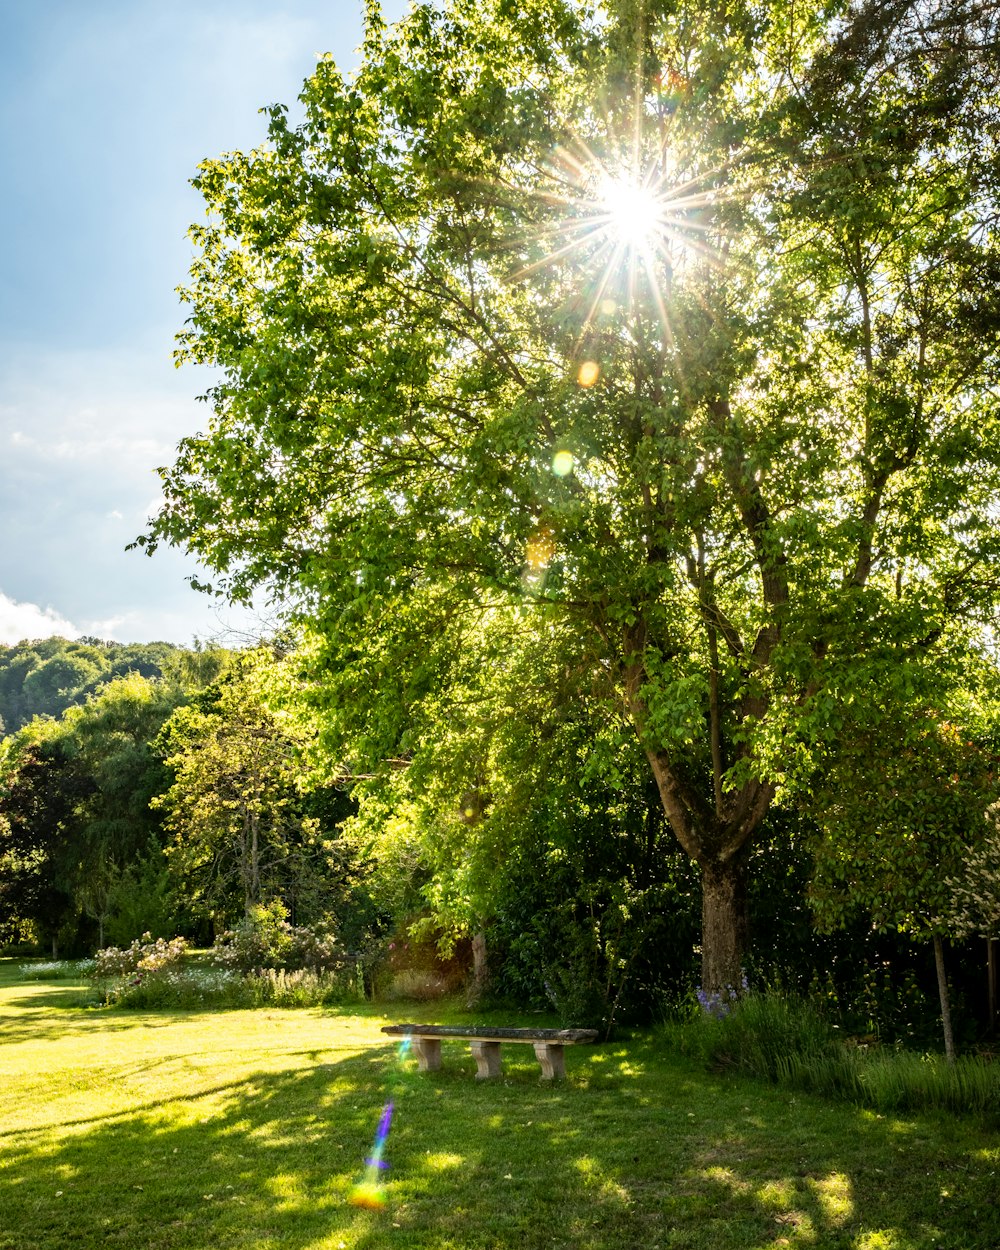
[[0, 637, 182, 735], [138, 0, 1000, 989]]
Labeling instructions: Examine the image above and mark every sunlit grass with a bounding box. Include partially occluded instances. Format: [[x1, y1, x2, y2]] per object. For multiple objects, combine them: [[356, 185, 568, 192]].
[[2, 960, 1000, 1248]]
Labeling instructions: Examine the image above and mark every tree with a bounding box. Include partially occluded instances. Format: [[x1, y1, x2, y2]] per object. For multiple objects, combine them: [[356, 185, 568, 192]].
[[809, 712, 997, 1062], [61, 673, 184, 946], [138, 0, 1000, 990], [154, 649, 348, 928], [0, 722, 93, 955], [0, 674, 184, 951], [316, 602, 700, 1021]]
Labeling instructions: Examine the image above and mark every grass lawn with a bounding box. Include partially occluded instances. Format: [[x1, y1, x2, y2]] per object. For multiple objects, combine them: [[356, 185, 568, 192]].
[[1, 960, 999, 1249]]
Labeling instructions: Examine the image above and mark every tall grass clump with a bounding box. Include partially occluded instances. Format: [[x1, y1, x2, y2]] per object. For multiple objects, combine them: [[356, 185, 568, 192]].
[[665, 990, 1000, 1119], [241, 966, 366, 1007], [666, 990, 840, 1079], [843, 1049, 1000, 1117]]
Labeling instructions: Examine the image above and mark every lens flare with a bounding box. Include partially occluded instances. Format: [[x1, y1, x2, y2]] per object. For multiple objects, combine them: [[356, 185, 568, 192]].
[[349, 1037, 411, 1210], [506, 134, 724, 347], [552, 450, 574, 476], [525, 528, 556, 569], [577, 361, 600, 387], [349, 1181, 386, 1211]]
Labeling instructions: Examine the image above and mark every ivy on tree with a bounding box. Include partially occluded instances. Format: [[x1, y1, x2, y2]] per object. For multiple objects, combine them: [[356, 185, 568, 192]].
[[138, 0, 1000, 991]]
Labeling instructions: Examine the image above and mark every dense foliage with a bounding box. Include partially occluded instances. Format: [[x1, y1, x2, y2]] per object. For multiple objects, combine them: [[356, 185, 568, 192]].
[[4, 2, 1000, 1050], [0, 637, 181, 733], [137, 0, 1000, 991]]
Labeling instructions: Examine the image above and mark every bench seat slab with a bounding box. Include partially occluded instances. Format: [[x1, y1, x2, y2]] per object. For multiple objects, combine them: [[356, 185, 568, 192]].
[[382, 1024, 597, 1043]]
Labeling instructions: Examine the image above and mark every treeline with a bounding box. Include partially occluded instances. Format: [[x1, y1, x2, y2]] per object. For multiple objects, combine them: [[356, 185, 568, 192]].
[[0, 637, 183, 734]]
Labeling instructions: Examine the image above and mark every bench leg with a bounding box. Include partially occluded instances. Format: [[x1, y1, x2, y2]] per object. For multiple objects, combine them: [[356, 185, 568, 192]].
[[533, 1042, 566, 1080], [470, 1040, 502, 1079], [413, 1037, 442, 1072]]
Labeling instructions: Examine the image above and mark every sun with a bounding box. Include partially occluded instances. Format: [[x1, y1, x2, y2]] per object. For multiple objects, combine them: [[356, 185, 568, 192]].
[[597, 175, 664, 251], [509, 138, 720, 339]]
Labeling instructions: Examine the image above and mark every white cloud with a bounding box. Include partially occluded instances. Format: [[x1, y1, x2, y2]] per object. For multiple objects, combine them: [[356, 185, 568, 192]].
[[0, 592, 80, 646]]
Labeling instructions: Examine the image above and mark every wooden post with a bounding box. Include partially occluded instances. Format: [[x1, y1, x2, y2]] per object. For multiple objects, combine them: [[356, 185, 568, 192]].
[[470, 1040, 502, 1079]]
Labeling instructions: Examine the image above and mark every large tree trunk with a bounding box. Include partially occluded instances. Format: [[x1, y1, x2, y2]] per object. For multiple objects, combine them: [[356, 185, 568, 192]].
[[643, 743, 763, 995], [700, 856, 750, 996]]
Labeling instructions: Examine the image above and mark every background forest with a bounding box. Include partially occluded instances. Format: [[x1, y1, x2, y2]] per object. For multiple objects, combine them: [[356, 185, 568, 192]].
[[2, 628, 999, 1055]]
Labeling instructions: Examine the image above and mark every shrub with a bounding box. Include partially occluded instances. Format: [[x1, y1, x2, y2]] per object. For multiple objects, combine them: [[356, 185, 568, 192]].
[[91, 934, 187, 981], [89, 911, 361, 1010], [102, 964, 365, 1010], [102, 966, 242, 1009], [209, 903, 350, 976]]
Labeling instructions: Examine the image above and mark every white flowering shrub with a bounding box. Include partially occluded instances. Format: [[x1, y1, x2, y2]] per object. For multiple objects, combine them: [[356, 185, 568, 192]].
[[210, 902, 349, 975], [91, 933, 188, 982], [88, 909, 361, 1009], [102, 966, 242, 1009]]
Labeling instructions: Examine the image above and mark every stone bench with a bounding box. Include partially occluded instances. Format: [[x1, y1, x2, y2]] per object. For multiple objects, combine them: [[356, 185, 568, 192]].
[[381, 1023, 598, 1080]]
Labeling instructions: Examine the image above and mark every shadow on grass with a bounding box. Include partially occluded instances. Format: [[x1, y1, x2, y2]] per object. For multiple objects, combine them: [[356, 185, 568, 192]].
[[1, 1028, 999, 1250], [0, 1000, 184, 1045]]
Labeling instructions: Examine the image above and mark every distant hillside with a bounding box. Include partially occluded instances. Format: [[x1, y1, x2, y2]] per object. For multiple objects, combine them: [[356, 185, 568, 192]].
[[0, 637, 182, 735]]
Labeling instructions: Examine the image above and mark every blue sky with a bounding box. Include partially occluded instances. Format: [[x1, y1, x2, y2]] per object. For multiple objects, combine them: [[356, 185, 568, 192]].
[[0, 0, 407, 646]]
